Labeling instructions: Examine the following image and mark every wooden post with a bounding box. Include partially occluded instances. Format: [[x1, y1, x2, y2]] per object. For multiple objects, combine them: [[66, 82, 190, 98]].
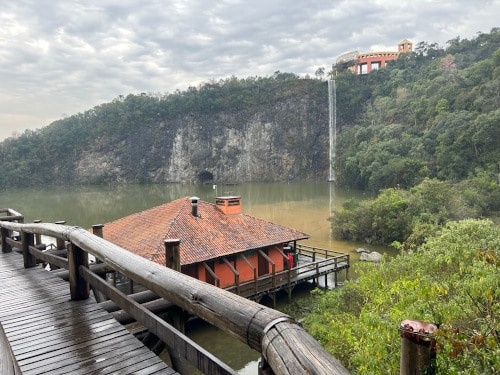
[[91, 224, 104, 264], [400, 320, 437, 375], [92, 224, 104, 238], [54, 221, 66, 250], [1, 227, 11, 253], [345, 254, 350, 281], [90, 224, 110, 302], [164, 239, 181, 272], [163, 239, 190, 373], [67, 243, 89, 300], [33, 220, 42, 246], [287, 268, 292, 301], [334, 257, 338, 287], [21, 232, 36, 268]]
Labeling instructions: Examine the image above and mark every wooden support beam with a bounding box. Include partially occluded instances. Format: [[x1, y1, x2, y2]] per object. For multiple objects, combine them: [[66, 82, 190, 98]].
[[1, 227, 10, 253], [164, 239, 181, 271], [223, 257, 240, 294], [29, 245, 69, 269], [21, 232, 36, 268], [80, 266, 236, 375], [68, 243, 89, 300], [203, 262, 220, 287]]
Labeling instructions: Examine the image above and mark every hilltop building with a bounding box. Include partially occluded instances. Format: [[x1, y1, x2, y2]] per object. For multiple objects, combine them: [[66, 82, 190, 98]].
[[335, 39, 413, 75]]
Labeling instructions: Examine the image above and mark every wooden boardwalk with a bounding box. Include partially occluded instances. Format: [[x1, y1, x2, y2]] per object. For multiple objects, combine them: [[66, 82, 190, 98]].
[[0, 250, 177, 375]]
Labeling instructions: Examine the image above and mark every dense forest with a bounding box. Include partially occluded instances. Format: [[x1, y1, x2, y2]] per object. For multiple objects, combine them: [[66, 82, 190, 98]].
[[334, 31, 500, 192], [311, 29, 500, 373]]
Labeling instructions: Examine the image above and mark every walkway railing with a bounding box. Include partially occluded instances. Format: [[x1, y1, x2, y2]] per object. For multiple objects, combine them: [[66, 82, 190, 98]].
[[225, 247, 349, 300], [0, 216, 350, 375]]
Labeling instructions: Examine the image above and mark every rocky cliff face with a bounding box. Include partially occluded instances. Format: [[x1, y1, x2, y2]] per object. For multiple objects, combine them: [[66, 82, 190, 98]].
[[75, 89, 330, 184]]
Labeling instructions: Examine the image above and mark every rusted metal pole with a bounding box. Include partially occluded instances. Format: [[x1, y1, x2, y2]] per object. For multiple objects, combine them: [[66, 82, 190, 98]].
[[399, 320, 437, 375]]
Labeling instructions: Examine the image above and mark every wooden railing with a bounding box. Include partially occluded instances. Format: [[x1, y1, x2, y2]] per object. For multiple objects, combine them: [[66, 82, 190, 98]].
[[0, 219, 350, 375], [225, 245, 350, 299]]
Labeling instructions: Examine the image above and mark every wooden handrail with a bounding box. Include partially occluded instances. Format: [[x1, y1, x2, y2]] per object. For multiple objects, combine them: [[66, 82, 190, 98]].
[[0, 220, 350, 375]]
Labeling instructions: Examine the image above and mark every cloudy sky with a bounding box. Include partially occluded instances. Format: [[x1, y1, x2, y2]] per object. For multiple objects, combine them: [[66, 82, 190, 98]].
[[1, 0, 499, 140]]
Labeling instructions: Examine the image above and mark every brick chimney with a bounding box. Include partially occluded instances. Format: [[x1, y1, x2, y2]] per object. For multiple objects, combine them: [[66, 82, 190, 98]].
[[215, 196, 242, 215]]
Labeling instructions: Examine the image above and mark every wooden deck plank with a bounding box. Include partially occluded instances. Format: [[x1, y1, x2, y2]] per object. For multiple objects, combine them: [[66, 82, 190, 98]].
[[11, 318, 123, 353], [21, 335, 142, 374], [6, 314, 116, 344], [0, 251, 176, 374], [23, 337, 146, 375]]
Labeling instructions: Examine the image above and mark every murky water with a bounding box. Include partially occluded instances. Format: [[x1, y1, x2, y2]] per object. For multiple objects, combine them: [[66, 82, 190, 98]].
[[0, 182, 392, 373]]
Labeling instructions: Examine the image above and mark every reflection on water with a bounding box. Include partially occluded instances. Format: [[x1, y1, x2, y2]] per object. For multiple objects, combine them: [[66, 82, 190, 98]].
[[0, 182, 393, 373], [0, 182, 391, 259], [186, 319, 260, 374]]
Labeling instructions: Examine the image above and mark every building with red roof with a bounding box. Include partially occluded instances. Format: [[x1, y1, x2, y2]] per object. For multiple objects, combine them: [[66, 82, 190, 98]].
[[99, 196, 309, 290]]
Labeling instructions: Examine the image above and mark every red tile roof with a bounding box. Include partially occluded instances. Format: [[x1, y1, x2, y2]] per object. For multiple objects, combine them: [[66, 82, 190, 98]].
[[100, 197, 310, 266]]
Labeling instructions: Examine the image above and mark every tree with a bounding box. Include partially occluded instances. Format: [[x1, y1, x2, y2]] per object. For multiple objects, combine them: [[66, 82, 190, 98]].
[[315, 67, 325, 79], [305, 219, 500, 374]]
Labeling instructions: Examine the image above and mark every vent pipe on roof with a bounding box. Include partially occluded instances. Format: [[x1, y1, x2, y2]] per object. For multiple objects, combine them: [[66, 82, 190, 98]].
[[191, 196, 199, 217]]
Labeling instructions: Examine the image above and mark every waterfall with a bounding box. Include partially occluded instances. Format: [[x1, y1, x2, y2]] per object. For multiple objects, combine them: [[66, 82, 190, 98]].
[[327, 79, 336, 182]]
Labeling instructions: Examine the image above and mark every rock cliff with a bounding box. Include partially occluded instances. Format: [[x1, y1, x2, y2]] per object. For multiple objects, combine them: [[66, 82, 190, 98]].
[[75, 88, 330, 184]]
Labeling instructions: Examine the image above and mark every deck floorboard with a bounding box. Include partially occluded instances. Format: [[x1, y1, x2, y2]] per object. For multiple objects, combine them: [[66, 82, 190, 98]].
[[0, 250, 177, 374]]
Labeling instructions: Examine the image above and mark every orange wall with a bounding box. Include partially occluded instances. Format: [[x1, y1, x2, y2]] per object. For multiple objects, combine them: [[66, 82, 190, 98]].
[[269, 247, 286, 271], [192, 246, 287, 288]]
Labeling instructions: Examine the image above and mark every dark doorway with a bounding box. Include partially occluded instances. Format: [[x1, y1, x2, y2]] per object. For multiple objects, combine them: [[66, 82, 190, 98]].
[[197, 170, 214, 182]]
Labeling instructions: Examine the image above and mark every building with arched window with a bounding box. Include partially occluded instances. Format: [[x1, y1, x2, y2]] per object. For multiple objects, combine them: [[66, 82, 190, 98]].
[[335, 39, 412, 75]]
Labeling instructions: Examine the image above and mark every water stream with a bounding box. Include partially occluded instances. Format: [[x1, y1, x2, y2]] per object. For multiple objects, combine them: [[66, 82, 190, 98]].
[[327, 79, 336, 182]]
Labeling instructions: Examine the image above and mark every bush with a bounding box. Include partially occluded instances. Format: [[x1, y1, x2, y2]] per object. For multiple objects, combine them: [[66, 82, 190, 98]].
[[331, 176, 499, 248], [305, 219, 500, 374]]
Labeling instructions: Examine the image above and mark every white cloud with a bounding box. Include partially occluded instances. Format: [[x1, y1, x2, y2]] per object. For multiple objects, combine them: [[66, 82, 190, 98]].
[[0, 0, 499, 140]]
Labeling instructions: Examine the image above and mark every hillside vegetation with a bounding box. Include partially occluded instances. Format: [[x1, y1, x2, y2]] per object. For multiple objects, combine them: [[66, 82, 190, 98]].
[[311, 29, 500, 373], [305, 219, 500, 374], [0, 29, 498, 191]]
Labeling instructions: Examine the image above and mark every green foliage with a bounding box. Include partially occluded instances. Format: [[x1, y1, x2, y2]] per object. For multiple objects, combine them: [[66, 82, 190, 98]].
[[0, 74, 324, 188], [305, 219, 500, 374], [335, 28, 500, 191], [332, 177, 499, 247]]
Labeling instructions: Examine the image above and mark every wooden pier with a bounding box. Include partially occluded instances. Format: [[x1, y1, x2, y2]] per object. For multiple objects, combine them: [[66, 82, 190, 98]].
[[0, 209, 350, 374], [225, 245, 349, 304], [0, 250, 175, 375]]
